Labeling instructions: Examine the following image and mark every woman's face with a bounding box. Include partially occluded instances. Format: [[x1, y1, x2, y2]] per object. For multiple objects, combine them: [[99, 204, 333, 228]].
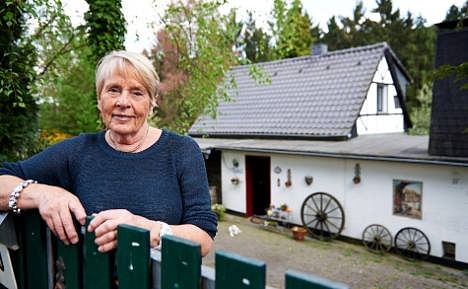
[[98, 72, 151, 137]]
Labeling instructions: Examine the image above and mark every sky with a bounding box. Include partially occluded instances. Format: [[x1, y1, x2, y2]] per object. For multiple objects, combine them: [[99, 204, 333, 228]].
[[63, 0, 465, 52]]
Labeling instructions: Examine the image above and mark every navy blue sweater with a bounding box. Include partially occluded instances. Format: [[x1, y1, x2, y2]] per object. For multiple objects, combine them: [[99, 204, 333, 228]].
[[0, 130, 217, 238]]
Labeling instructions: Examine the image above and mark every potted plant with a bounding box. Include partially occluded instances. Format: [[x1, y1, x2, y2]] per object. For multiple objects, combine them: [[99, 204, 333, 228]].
[[280, 203, 288, 211], [291, 226, 307, 241], [211, 203, 226, 221]]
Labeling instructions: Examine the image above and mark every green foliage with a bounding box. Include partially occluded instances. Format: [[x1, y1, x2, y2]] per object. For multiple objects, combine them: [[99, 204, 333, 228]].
[[434, 63, 468, 90], [444, 1, 467, 21], [38, 46, 100, 135], [30, 1, 100, 135], [270, 0, 314, 59], [148, 0, 239, 133], [0, 1, 39, 162], [85, 0, 126, 63], [408, 81, 432, 135], [242, 11, 273, 63]]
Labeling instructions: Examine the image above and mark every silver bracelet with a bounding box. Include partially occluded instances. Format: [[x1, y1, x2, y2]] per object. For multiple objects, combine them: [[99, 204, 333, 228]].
[[8, 179, 37, 214]]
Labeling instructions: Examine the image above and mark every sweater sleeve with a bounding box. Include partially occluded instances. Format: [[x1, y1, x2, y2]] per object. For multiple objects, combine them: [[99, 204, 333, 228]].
[[0, 136, 80, 190], [175, 136, 218, 238]]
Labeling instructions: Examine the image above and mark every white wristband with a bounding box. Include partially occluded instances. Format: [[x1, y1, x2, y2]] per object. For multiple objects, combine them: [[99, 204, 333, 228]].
[[156, 221, 173, 250]]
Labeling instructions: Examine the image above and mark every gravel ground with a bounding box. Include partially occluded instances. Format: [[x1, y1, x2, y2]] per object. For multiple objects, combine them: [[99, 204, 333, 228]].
[[202, 214, 468, 289]]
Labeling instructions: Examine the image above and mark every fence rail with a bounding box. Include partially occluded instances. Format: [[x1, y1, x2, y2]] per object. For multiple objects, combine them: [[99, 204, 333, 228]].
[[0, 211, 349, 289]]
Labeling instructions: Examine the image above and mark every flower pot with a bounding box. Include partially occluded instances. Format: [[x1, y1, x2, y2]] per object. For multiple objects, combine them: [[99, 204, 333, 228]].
[[291, 226, 307, 241]]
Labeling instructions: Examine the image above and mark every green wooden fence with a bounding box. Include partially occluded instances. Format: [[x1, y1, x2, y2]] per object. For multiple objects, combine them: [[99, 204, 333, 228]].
[[0, 211, 349, 289]]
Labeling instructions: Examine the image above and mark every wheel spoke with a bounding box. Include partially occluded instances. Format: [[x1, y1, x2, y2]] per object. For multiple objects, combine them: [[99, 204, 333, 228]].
[[324, 219, 340, 231], [322, 221, 332, 233], [323, 197, 332, 213], [305, 204, 318, 213], [305, 218, 317, 227], [310, 198, 320, 212], [325, 206, 340, 214]]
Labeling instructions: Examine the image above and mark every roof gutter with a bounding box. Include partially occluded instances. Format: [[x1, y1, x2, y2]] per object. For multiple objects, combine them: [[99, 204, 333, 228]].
[[203, 145, 468, 168], [189, 133, 350, 141]]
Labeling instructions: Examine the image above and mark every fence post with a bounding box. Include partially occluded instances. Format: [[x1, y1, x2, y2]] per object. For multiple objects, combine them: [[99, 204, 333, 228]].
[[117, 224, 150, 289], [22, 211, 48, 289], [161, 235, 201, 289], [55, 222, 83, 289], [83, 216, 112, 289], [285, 270, 349, 289], [215, 250, 266, 289]]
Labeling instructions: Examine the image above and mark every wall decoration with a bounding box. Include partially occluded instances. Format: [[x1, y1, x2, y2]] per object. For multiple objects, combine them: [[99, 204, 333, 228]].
[[353, 163, 361, 184], [393, 180, 423, 219], [285, 169, 292, 187], [304, 175, 313, 185], [274, 166, 282, 174]]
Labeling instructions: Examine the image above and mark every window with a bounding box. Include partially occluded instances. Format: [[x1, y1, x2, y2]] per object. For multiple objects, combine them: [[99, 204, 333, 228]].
[[394, 95, 401, 109], [376, 83, 387, 113], [442, 241, 456, 260]]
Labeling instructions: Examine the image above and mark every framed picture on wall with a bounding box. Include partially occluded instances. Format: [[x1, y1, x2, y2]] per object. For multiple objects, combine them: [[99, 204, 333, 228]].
[[393, 179, 423, 219]]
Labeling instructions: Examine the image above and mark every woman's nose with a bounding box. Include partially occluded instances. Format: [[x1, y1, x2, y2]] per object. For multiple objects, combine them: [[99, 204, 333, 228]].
[[116, 90, 131, 107]]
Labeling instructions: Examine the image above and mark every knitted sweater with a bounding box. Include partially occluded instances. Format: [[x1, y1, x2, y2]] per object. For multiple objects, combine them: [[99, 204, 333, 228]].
[[0, 130, 217, 238]]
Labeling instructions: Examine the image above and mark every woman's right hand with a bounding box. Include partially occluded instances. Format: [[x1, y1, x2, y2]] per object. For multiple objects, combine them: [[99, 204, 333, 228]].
[[34, 184, 86, 245]]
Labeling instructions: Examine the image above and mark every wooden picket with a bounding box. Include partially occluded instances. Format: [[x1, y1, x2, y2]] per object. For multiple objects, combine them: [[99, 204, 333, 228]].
[[1, 211, 349, 289]]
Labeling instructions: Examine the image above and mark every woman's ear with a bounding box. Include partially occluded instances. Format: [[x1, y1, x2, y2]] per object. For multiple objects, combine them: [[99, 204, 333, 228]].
[[96, 100, 102, 112]]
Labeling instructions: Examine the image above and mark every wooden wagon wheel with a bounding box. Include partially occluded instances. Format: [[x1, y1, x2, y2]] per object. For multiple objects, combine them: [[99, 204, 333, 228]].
[[394, 227, 431, 259], [301, 192, 345, 240], [362, 224, 392, 253]]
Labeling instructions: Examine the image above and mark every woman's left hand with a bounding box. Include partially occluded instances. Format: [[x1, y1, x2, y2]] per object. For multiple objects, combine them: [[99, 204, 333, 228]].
[[87, 209, 136, 252]]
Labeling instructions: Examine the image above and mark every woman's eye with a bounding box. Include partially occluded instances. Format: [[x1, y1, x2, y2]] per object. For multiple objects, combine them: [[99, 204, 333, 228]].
[[132, 91, 144, 97], [108, 87, 120, 93]]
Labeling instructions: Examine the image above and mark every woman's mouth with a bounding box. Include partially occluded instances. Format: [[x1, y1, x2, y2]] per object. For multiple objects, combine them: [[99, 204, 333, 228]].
[[112, 114, 134, 121]]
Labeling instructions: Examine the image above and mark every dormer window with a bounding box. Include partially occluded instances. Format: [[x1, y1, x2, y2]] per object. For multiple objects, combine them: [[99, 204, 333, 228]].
[[377, 83, 388, 113]]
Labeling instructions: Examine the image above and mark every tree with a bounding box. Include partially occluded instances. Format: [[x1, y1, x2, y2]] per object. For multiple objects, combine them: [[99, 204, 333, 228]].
[[270, 0, 314, 59], [147, 0, 239, 133], [444, 1, 467, 21], [409, 81, 432, 135], [84, 0, 126, 63], [242, 11, 273, 63], [30, 1, 100, 136], [0, 1, 39, 161]]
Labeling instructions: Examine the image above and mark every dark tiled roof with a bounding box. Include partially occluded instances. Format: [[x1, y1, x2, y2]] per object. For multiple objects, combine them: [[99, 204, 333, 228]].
[[190, 42, 405, 139]]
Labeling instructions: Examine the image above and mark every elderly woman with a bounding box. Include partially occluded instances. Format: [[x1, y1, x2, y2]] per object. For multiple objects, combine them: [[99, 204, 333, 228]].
[[0, 51, 217, 256]]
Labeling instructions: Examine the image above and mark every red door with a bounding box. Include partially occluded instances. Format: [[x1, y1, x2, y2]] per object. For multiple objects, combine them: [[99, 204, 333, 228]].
[[245, 156, 271, 216]]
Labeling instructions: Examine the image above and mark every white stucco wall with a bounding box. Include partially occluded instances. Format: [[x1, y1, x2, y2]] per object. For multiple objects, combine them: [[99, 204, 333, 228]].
[[357, 57, 404, 135], [219, 150, 468, 263]]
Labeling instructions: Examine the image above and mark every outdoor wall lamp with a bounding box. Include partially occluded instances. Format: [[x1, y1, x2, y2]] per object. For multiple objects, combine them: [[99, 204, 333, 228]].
[[231, 177, 240, 185], [353, 163, 361, 184], [304, 175, 313, 185]]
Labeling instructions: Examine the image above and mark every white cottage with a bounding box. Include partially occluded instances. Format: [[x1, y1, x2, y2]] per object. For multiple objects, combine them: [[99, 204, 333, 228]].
[[189, 41, 468, 266]]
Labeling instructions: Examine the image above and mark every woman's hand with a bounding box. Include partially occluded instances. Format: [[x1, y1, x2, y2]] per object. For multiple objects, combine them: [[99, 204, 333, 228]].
[[87, 209, 137, 252], [35, 184, 86, 245]]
